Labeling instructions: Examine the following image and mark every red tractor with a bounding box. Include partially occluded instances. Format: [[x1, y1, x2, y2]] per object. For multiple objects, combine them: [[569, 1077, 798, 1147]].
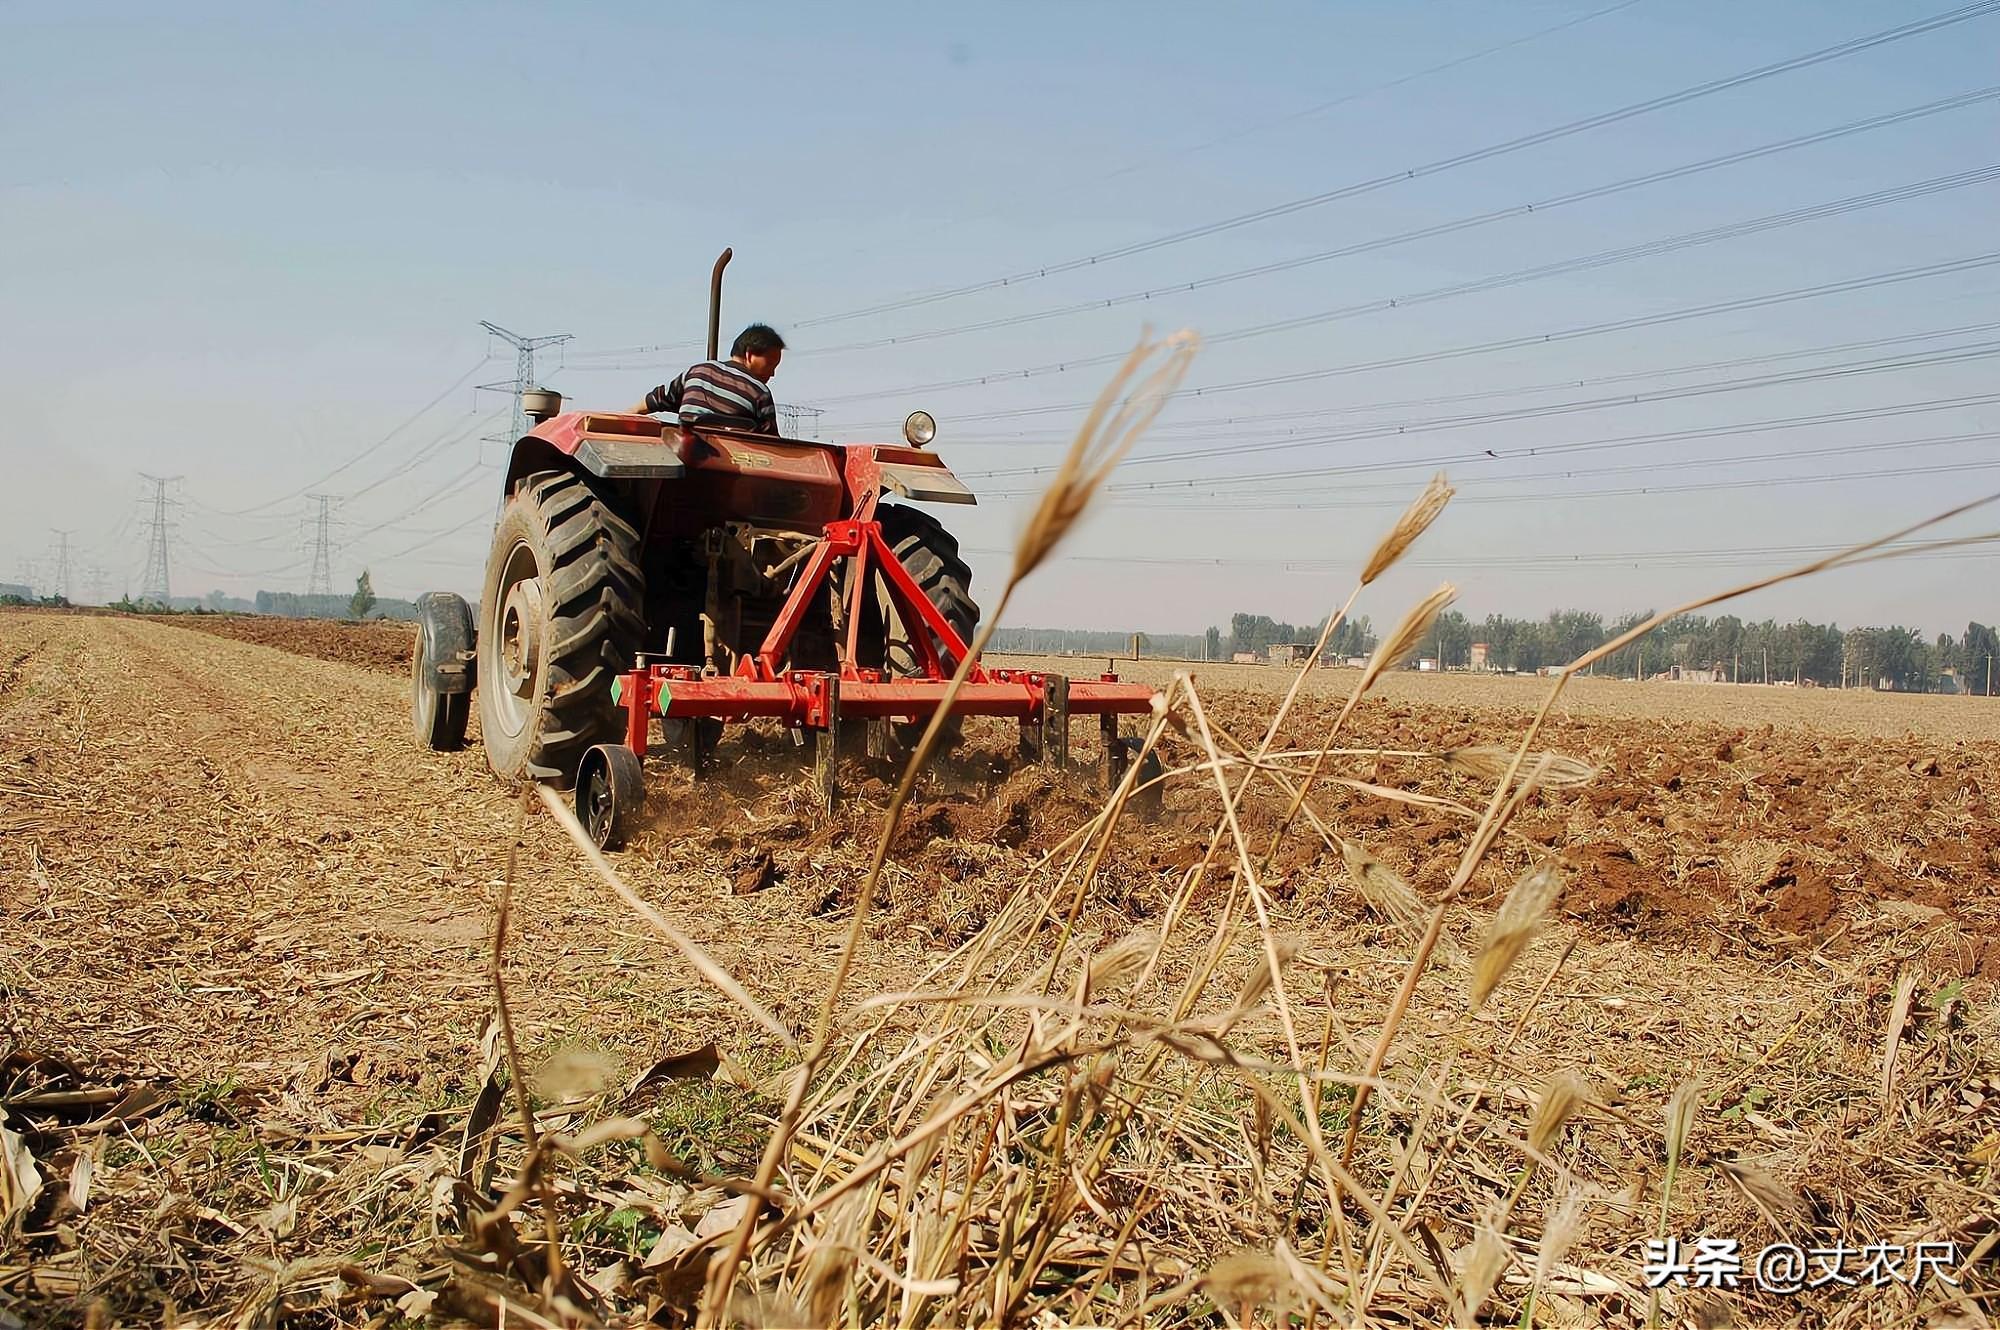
[[411, 252, 1157, 847]]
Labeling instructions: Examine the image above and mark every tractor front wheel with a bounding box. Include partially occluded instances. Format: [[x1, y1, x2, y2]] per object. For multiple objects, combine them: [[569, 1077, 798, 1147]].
[[411, 590, 474, 751], [477, 470, 644, 785]]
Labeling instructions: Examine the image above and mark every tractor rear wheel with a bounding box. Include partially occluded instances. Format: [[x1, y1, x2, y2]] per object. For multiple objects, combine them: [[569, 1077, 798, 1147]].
[[863, 504, 978, 746], [874, 504, 979, 675], [477, 470, 644, 785]]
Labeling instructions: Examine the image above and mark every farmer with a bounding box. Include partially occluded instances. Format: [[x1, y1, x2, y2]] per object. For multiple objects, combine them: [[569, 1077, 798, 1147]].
[[633, 323, 786, 435]]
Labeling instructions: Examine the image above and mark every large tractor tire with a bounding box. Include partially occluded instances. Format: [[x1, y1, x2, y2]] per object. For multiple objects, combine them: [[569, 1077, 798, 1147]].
[[861, 504, 978, 747], [477, 470, 644, 785], [874, 503, 979, 676]]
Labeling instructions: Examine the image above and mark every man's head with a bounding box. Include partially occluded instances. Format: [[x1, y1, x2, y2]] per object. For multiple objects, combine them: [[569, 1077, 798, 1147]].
[[730, 324, 786, 382]]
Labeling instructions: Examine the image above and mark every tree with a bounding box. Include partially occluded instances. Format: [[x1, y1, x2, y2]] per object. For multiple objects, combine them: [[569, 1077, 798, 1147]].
[[1204, 626, 1222, 661], [1966, 622, 2000, 695], [1431, 609, 1473, 669], [349, 570, 377, 621]]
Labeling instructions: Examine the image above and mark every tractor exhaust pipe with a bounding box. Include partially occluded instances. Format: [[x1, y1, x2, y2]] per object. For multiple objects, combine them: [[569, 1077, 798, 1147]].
[[707, 248, 733, 361]]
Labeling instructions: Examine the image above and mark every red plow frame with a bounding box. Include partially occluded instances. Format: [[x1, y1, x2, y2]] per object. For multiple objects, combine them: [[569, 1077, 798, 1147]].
[[608, 486, 1158, 809]]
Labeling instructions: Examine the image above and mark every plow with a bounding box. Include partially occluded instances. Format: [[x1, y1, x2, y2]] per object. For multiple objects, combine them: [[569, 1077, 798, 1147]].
[[411, 250, 1159, 847]]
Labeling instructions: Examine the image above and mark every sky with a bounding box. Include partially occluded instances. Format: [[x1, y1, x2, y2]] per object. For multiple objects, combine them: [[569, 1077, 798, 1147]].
[[4, 0, 1997, 638]]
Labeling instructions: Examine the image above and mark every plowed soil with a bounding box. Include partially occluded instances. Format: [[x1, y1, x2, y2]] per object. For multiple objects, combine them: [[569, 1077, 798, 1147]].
[[162, 612, 416, 676], [4, 610, 1995, 1325], [88, 619, 2000, 962]]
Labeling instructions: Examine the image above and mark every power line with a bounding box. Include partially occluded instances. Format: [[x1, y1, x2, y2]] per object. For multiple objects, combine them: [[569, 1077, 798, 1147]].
[[1085, 0, 1653, 187], [979, 391, 2000, 499], [849, 251, 2000, 432], [1114, 429, 2000, 507], [813, 164, 2000, 407], [886, 318, 2000, 444], [1121, 454, 2000, 513], [342, 461, 495, 547], [344, 407, 506, 502], [968, 340, 2000, 482], [372, 505, 498, 563], [211, 356, 492, 516], [963, 532, 2000, 573], [776, 1, 2000, 332], [715, 86, 2000, 364], [564, 1, 1659, 367], [173, 539, 309, 583], [558, 3, 2000, 363]]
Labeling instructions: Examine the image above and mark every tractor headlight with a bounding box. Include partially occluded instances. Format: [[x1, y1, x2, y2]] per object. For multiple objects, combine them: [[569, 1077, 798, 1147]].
[[903, 410, 937, 448]]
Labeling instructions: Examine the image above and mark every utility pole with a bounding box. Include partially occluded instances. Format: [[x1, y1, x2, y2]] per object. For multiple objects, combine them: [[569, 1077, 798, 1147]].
[[137, 474, 180, 605], [305, 493, 338, 597], [47, 530, 74, 602], [479, 322, 573, 447]]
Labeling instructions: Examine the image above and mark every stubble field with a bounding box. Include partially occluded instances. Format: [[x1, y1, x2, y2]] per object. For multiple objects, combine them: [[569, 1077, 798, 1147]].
[[2, 608, 1994, 1327]]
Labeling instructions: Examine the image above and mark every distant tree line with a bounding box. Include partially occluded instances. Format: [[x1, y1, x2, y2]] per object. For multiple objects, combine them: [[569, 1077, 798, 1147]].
[[989, 628, 1211, 658], [1433, 610, 1999, 693], [1226, 612, 1377, 658], [996, 610, 2000, 692], [254, 587, 415, 621]]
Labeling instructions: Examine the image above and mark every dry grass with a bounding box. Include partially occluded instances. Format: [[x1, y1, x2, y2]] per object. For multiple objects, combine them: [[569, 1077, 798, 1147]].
[[3, 352, 1998, 1327]]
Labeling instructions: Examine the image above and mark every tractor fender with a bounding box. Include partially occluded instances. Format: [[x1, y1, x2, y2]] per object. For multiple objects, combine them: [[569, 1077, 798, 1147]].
[[505, 413, 686, 493]]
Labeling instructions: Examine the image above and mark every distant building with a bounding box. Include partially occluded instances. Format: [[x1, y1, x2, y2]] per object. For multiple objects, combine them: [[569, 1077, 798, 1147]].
[[1668, 665, 1724, 683], [1231, 651, 1260, 664], [1417, 657, 1439, 672], [1469, 642, 1490, 671], [1268, 642, 1313, 665]]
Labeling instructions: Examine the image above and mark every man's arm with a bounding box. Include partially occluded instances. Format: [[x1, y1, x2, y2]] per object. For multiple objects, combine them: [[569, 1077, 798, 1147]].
[[756, 388, 780, 435], [634, 374, 685, 415]]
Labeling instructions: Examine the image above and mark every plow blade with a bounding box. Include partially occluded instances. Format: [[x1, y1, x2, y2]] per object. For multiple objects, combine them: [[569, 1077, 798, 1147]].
[[635, 670, 1155, 727]]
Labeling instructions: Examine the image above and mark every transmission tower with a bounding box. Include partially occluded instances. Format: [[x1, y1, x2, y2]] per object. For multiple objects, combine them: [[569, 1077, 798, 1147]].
[[305, 493, 339, 597], [137, 474, 180, 605], [84, 565, 108, 605], [777, 404, 825, 439], [478, 322, 572, 445], [48, 530, 74, 602]]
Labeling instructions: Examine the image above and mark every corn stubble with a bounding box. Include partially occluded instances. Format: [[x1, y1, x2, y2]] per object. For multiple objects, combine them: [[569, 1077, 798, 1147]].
[[467, 351, 2000, 1328]]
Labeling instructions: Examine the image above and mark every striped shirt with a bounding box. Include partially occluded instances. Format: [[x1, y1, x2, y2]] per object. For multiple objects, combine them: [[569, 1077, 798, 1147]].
[[644, 358, 779, 435]]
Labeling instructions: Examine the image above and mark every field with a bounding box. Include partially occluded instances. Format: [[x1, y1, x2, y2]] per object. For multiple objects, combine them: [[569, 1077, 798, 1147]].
[[3, 607, 1995, 1327]]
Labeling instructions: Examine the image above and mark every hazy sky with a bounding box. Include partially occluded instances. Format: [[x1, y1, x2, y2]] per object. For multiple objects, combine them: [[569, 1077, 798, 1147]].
[[5, 1, 1997, 636]]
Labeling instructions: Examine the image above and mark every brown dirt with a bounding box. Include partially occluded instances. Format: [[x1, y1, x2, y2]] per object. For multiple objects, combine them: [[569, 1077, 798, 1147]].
[[159, 612, 416, 676], [63, 616, 2000, 965], [4, 610, 1995, 1325]]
